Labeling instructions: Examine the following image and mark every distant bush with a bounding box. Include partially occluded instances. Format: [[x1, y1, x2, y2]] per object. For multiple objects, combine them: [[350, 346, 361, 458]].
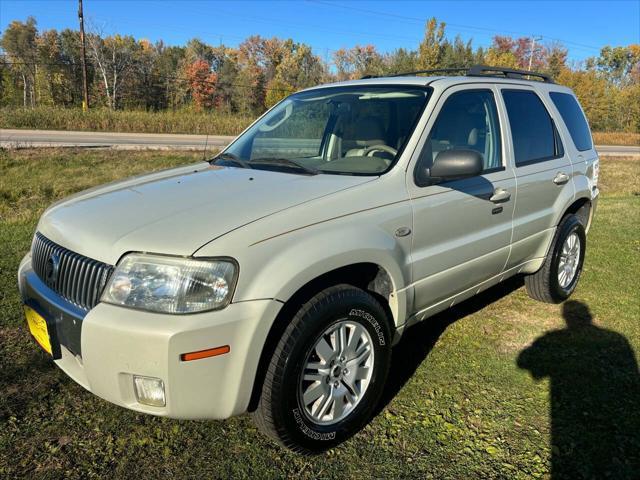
[[0, 107, 253, 136]]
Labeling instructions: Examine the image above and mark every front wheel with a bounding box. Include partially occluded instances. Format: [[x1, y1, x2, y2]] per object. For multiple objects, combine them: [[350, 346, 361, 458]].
[[252, 285, 392, 454], [525, 214, 586, 303]]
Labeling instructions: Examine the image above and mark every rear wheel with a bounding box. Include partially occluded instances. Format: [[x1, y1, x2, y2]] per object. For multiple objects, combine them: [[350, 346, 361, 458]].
[[252, 284, 392, 454], [525, 214, 586, 303]]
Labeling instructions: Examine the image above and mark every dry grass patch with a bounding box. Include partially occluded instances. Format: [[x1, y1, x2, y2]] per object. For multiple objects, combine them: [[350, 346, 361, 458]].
[[593, 131, 640, 146], [0, 106, 253, 136], [598, 155, 640, 196]]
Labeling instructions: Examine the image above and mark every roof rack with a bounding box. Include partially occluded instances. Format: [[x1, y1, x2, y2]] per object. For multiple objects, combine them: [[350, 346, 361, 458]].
[[361, 68, 467, 79], [466, 65, 554, 83], [388, 67, 469, 77], [361, 64, 554, 83]]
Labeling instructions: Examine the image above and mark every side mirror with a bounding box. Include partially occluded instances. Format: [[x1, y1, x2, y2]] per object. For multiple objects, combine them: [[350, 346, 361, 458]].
[[429, 149, 484, 182]]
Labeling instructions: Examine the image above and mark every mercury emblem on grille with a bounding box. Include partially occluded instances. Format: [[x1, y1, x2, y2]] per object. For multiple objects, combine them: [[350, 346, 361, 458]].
[[45, 253, 60, 284]]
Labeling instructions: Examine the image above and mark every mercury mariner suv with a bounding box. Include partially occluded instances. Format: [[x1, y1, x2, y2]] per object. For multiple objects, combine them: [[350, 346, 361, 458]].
[[19, 66, 599, 454]]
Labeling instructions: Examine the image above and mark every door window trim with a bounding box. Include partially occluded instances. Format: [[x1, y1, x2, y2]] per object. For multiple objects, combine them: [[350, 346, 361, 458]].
[[413, 87, 506, 188]]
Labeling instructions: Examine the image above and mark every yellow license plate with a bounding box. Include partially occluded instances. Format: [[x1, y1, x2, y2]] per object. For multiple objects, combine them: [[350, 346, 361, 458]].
[[24, 306, 52, 355]]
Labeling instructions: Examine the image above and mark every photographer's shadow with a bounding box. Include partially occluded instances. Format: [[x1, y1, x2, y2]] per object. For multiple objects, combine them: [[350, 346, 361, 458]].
[[518, 300, 640, 479]]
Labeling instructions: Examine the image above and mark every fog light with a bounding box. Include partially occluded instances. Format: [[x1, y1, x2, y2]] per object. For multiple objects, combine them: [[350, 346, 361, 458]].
[[133, 375, 166, 407]]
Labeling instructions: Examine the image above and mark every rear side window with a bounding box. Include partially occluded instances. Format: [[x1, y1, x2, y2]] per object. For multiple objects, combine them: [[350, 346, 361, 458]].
[[502, 90, 561, 166], [549, 92, 593, 151]]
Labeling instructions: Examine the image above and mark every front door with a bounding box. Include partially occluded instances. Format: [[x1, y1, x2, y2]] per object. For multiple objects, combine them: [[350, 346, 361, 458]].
[[407, 85, 515, 318]]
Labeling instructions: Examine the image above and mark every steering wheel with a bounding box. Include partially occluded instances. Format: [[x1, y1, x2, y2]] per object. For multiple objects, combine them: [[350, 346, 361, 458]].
[[362, 144, 398, 157]]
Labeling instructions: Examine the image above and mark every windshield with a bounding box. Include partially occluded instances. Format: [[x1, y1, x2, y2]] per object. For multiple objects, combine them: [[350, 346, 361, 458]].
[[218, 85, 430, 176]]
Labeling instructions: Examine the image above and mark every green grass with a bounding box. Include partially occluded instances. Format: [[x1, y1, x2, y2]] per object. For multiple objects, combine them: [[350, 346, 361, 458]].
[[1, 150, 639, 479]]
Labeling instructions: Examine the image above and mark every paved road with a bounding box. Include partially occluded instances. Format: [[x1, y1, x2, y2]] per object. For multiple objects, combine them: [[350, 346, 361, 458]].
[[1, 129, 638, 156], [0, 129, 235, 150], [593, 144, 640, 156]]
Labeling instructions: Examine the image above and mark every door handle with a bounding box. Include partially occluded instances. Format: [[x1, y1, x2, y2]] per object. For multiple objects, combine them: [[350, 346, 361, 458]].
[[490, 188, 511, 203], [553, 172, 570, 185]]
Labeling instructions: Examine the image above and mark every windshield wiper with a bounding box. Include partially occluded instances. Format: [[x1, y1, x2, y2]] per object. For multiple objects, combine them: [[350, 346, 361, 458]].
[[211, 152, 252, 169], [250, 157, 319, 175]]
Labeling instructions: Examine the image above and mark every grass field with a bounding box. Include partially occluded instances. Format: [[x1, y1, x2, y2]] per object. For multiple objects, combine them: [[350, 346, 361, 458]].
[[592, 131, 640, 147], [0, 107, 253, 136], [1, 106, 638, 146], [0, 149, 638, 479]]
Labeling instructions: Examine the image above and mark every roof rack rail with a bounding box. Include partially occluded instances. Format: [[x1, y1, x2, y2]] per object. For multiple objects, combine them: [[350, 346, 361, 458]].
[[388, 67, 469, 77], [361, 64, 554, 83], [466, 65, 554, 83]]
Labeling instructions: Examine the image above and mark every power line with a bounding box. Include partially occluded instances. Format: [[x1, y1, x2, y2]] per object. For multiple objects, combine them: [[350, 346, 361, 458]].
[[187, 5, 424, 44], [307, 0, 604, 53], [89, 14, 342, 63]]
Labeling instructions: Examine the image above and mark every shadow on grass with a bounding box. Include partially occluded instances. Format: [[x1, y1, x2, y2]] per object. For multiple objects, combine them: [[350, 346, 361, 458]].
[[518, 300, 640, 479], [0, 328, 59, 420], [377, 275, 524, 411]]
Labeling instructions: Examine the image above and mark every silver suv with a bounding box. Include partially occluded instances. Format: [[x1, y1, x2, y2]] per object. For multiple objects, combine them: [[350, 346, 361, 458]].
[[19, 66, 599, 454]]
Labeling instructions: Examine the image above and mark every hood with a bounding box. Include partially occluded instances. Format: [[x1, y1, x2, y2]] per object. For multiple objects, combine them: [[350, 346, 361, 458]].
[[37, 163, 374, 265]]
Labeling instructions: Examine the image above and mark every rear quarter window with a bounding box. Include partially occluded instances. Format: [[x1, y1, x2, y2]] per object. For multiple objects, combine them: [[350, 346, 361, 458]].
[[549, 92, 593, 151]]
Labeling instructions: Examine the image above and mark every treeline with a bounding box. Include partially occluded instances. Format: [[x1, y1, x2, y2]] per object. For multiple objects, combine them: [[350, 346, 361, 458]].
[[1, 16, 639, 132]]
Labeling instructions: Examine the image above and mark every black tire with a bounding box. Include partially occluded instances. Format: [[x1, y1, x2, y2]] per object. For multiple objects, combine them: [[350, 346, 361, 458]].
[[525, 214, 586, 303], [252, 284, 392, 454]]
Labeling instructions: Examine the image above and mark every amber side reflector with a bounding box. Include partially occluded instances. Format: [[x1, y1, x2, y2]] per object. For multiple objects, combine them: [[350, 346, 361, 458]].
[[180, 345, 230, 362]]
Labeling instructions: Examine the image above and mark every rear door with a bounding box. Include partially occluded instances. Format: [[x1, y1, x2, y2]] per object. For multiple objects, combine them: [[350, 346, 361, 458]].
[[407, 84, 515, 317], [498, 87, 575, 269]]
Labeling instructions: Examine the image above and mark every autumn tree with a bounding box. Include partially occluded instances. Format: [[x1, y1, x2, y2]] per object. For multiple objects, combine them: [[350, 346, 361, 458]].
[[214, 50, 239, 112], [86, 32, 138, 109], [384, 48, 418, 75], [264, 78, 295, 108], [545, 43, 568, 78], [440, 36, 479, 69], [275, 43, 325, 88], [185, 59, 217, 110], [333, 45, 384, 80], [594, 45, 640, 86], [58, 28, 88, 107], [484, 36, 519, 69], [1, 17, 38, 107], [418, 18, 446, 69]]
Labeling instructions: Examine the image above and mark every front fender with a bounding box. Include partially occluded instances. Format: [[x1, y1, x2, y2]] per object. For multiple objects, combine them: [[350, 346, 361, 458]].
[[247, 224, 411, 327], [199, 201, 414, 327]]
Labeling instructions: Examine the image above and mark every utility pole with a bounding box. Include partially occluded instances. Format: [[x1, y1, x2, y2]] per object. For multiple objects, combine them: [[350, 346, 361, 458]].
[[528, 35, 542, 71], [78, 0, 90, 111]]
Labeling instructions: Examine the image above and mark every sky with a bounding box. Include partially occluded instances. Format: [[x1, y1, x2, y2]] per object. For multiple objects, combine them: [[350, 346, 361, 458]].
[[1, 0, 639, 64]]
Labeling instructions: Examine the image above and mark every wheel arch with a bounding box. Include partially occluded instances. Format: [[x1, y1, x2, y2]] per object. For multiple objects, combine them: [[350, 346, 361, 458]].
[[562, 196, 593, 232], [246, 262, 397, 412]]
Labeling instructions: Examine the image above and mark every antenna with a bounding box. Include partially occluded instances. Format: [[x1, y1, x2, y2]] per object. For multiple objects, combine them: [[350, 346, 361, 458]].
[[202, 132, 210, 161]]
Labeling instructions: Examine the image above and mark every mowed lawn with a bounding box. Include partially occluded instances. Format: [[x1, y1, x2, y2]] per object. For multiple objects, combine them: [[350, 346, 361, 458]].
[[0, 149, 638, 479]]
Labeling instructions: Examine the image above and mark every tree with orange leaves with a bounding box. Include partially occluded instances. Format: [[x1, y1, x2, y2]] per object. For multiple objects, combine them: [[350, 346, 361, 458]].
[[185, 59, 217, 110]]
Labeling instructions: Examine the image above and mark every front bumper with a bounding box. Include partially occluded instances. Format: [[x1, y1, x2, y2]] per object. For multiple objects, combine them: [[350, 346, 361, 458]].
[[18, 253, 282, 419]]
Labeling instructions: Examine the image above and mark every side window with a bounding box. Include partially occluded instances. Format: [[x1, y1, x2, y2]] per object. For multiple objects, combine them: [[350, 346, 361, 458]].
[[549, 92, 593, 151], [422, 89, 502, 172], [502, 90, 562, 166]]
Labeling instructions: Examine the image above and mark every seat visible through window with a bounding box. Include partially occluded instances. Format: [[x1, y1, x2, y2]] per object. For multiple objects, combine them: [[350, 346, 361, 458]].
[[422, 89, 502, 172]]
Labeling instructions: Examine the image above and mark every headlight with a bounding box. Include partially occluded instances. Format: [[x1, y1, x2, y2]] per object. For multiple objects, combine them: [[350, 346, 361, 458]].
[[101, 253, 238, 314]]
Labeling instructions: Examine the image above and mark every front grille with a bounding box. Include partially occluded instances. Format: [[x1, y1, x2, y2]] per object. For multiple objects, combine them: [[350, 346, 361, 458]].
[[31, 232, 114, 311]]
